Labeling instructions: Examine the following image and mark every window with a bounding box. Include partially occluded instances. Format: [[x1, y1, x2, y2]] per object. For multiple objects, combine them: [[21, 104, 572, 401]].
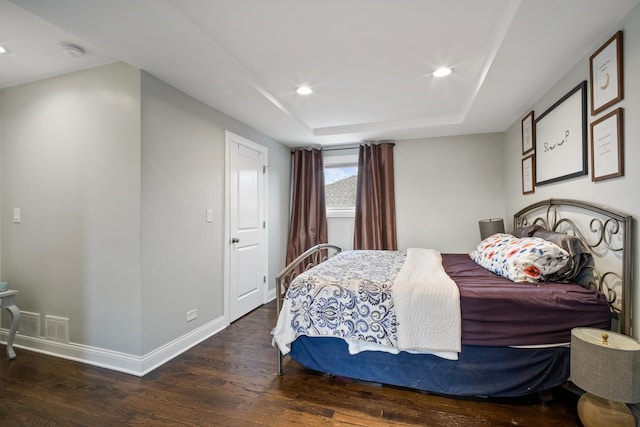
[[324, 154, 358, 217]]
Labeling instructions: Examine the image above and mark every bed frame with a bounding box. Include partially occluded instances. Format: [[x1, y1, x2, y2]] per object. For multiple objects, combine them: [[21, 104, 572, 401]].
[[275, 199, 633, 393], [275, 243, 342, 375]]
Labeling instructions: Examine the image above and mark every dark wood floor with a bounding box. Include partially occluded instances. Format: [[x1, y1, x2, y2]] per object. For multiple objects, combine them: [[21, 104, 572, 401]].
[[0, 301, 581, 426]]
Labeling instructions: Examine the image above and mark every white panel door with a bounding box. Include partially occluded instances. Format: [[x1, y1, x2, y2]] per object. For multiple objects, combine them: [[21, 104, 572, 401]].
[[228, 133, 267, 322]]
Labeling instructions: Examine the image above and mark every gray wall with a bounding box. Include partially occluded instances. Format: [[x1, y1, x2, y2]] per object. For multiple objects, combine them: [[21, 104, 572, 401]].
[[140, 72, 290, 353], [395, 133, 505, 252], [0, 62, 143, 354], [141, 73, 225, 354], [504, 4, 640, 335], [0, 63, 290, 366]]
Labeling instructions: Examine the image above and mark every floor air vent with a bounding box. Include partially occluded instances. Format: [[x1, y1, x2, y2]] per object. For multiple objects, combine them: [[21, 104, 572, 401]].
[[18, 311, 41, 338], [45, 315, 70, 343]]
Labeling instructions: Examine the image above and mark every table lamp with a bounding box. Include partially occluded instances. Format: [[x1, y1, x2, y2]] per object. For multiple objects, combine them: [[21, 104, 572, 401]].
[[478, 218, 504, 240], [571, 328, 640, 427]]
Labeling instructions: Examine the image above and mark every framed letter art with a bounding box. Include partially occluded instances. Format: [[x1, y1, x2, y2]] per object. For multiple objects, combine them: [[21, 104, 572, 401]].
[[521, 111, 534, 155], [591, 108, 623, 182], [535, 81, 587, 186], [522, 154, 535, 194], [590, 31, 623, 116]]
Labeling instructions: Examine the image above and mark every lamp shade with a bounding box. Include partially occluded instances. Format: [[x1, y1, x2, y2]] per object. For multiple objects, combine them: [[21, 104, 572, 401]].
[[478, 218, 505, 240], [571, 328, 640, 403]]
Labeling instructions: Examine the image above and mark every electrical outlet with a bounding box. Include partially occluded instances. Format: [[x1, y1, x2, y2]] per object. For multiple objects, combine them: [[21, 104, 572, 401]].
[[186, 309, 197, 322]]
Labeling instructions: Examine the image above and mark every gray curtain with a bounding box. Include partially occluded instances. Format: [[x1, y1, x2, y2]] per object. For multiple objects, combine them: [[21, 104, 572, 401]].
[[353, 142, 397, 250], [286, 148, 328, 274]]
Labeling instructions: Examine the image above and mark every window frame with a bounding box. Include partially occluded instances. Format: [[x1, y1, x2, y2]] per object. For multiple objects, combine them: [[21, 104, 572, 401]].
[[323, 154, 358, 218]]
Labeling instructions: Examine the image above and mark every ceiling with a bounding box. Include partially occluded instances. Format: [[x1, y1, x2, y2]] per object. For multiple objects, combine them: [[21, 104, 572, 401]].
[[2, 0, 639, 147]]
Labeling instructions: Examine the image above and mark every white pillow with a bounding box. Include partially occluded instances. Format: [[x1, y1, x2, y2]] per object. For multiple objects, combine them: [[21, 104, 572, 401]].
[[470, 233, 571, 283]]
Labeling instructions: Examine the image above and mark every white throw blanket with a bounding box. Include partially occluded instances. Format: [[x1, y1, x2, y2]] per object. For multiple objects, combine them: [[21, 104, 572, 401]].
[[392, 248, 461, 357]]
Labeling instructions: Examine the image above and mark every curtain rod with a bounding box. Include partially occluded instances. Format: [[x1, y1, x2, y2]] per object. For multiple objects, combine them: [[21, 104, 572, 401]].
[[291, 141, 394, 153], [290, 145, 359, 153]]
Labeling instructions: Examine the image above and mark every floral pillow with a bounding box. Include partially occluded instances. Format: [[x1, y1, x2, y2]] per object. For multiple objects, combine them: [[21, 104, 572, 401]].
[[469, 233, 571, 283]]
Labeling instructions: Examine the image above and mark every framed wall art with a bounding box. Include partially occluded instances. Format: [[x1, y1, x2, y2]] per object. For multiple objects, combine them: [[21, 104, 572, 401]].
[[535, 81, 587, 186], [590, 107, 623, 182], [521, 111, 534, 155], [521, 154, 535, 194], [590, 31, 623, 116]]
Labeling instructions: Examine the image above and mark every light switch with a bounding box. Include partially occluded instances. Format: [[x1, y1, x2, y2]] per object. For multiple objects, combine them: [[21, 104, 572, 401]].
[[13, 208, 20, 223], [206, 209, 213, 223]]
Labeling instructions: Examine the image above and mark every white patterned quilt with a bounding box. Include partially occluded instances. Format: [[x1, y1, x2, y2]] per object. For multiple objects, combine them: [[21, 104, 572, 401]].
[[272, 249, 461, 359]]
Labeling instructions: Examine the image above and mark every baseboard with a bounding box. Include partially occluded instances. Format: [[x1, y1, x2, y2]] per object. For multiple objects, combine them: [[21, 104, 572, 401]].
[[267, 287, 276, 302], [0, 315, 227, 376], [139, 315, 226, 375]]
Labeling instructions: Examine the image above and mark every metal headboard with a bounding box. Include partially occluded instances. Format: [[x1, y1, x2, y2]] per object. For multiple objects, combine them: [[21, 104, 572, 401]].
[[513, 199, 633, 336]]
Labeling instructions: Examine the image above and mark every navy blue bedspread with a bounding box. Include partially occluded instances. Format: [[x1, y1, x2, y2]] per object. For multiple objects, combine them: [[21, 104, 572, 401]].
[[290, 336, 569, 398]]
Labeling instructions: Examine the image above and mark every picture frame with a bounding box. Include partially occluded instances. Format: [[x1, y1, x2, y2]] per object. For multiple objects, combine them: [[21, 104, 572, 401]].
[[535, 81, 587, 186], [590, 107, 624, 182], [521, 154, 535, 194], [521, 111, 535, 155], [590, 31, 623, 116]]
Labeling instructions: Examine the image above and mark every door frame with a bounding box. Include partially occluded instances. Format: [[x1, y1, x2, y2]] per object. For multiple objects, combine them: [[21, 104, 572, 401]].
[[223, 131, 269, 326]]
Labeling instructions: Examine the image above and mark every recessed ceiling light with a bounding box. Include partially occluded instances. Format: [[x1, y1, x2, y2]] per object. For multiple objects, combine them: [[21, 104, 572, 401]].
[[296, 86, 313, 95], [0, 45, 9, 54], [433, 67, 453, 78]]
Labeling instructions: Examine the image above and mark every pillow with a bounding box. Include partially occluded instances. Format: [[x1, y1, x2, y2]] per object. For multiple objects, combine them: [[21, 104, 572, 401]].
[[529, 229, 592, 281], [469, 233, 572, 283]]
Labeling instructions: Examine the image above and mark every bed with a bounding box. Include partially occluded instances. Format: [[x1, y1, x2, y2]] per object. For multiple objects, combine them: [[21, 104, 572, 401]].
[[272, 199, 633, 398]]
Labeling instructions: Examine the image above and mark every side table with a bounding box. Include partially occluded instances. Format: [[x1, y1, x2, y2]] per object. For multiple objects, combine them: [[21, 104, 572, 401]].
[[0, 290, 20, 359]]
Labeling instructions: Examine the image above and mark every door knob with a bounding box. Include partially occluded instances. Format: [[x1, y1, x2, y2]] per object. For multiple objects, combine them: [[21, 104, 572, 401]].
[[231, 237, 240, 243]]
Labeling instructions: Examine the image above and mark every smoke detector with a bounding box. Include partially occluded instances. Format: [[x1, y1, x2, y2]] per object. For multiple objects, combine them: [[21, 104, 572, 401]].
[[61, 43, 85, 58]]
